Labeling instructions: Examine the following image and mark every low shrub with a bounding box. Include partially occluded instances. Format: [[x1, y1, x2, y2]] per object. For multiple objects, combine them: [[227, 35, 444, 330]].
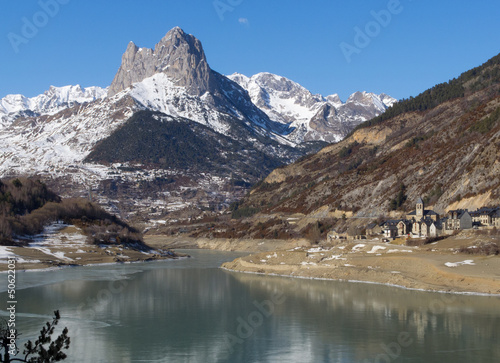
[[458, 242, 499, 255]]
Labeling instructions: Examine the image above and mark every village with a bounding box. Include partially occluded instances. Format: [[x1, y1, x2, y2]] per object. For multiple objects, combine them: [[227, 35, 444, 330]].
[[328, 198, 500, 242]]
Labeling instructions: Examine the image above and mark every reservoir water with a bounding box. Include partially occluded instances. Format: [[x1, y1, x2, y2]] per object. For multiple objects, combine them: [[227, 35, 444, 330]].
[[2, 249, 499, 362]]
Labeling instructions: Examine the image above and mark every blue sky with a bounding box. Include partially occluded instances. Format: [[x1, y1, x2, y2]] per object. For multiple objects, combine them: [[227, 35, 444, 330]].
[[1, 0, 499, 101]]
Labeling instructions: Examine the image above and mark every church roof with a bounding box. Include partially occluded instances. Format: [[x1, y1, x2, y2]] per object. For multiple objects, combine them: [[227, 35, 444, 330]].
[[416, 197, 424, 204], [407, 209, 439, 218], [424, 210, 439, 216]]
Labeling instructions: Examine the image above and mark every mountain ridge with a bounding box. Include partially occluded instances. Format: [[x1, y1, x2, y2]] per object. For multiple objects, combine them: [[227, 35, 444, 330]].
[[228, 72, 396, 143], [0, 84, 107, 126]]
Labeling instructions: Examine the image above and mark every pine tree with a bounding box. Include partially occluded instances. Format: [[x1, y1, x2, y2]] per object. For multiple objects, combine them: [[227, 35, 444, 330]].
[[0, 311, 70, 363]]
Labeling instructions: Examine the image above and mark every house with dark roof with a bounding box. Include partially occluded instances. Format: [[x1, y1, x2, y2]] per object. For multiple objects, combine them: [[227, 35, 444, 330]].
[[446, 209, 472, 230], [366, 223, 383, 236], [476, 207, 498, 226], [469, 210, 481, 225], [397, 220, 412, 236], [467, 206, 500, 227], [383, 220, 399, 239]]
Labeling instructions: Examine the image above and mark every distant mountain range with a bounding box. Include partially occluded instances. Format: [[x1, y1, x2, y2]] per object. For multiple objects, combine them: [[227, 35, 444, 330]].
[[0, 27, 396, 221], [0, 85, 107, 126], [228, 72, 395, 143]]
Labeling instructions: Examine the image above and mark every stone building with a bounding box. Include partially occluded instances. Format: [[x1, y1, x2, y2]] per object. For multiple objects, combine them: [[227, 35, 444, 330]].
[[397, 220, 412, 236], [406, 197, 439, 221], [383, 220, 399, 239], [470, 207, 499, 227], [366, 223, 383, 236], [446, 209, 472, 230], [405, 198, 441, 237]]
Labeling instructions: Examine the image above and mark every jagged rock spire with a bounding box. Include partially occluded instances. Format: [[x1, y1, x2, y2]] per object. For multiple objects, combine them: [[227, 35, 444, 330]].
[[108, 27, 215, 97]]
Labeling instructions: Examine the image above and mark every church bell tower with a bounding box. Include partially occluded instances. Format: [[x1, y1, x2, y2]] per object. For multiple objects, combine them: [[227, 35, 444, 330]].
[[416, 197, 424, 218]]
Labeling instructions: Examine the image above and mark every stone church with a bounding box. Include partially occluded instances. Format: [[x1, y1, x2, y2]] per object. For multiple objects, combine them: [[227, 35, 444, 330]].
[[396, 197, 441, 237]]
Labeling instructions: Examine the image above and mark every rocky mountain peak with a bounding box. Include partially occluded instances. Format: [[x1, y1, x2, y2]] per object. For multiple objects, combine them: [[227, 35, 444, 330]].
[[108, 27, 215, 97], [347, 91, 370, 103], [326, 94, 342, 106]]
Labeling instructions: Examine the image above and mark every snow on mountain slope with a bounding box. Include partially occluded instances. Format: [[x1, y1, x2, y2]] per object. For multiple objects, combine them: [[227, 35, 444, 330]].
[[228, 72, 397, 143], [129, 73, 231, 135], [109, 27, 294, 145], [0, 27, 396, 179], [0, 85, 107, 127], [0, 92, 137, 177], [379, 93, 398, 108], [228, 72, 324, 126]]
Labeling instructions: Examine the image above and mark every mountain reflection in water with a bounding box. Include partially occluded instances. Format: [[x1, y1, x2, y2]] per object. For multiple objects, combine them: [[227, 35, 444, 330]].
[[4, 250, 499, 363]]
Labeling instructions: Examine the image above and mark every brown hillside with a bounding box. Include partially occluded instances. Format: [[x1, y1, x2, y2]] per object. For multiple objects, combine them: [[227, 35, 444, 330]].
[[193, 52, 500, 239]]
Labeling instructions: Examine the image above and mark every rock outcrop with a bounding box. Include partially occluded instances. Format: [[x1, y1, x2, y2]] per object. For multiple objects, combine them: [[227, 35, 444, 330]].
[[108, 27, 215, 97]]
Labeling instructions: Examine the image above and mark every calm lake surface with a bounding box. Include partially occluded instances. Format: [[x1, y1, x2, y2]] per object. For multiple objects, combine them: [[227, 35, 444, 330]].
[[2, 249, 500, 363]]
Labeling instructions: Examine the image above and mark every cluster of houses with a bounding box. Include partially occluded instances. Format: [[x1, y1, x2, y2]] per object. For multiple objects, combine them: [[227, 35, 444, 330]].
[[328, 198, 500, 242], [372, 198, 500, 239]]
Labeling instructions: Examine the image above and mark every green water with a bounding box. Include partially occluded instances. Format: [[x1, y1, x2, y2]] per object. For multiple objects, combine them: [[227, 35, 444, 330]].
[[2, 249, 499, 362]]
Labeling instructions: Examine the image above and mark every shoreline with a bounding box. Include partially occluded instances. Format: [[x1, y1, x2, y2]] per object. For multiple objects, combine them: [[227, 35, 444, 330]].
[[4, 234, 500, 297], [0, 237, 188, 272], [220, 240, 500, 296], [143, 235, 311, 252], [220, 266, 500, 297], [0, 255, 190, 274]]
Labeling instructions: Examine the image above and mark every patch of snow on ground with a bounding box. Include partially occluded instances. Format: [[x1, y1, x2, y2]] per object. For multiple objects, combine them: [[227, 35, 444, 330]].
[[351, 244, 366, 251], [31, 247, 73, 262], [16, 258, 41, 264], [367, 246, 386, 254], [0, 246, 13, 260], [307, 247, 325, 253], [29, 223, 87, 247], [387, 249, 413, 253], [445, 260, 475, 268]]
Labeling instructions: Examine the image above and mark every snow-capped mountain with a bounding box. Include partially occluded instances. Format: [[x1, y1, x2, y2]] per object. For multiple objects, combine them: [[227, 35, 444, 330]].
[[0, 27, 302, 179], [227, 72, 324, 126], [228, 72, 397, 143], [108, 27, 292, 143], [0, 26, 396, 220], [0, 93, 138, 176], [0, 85, 107, 126]]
